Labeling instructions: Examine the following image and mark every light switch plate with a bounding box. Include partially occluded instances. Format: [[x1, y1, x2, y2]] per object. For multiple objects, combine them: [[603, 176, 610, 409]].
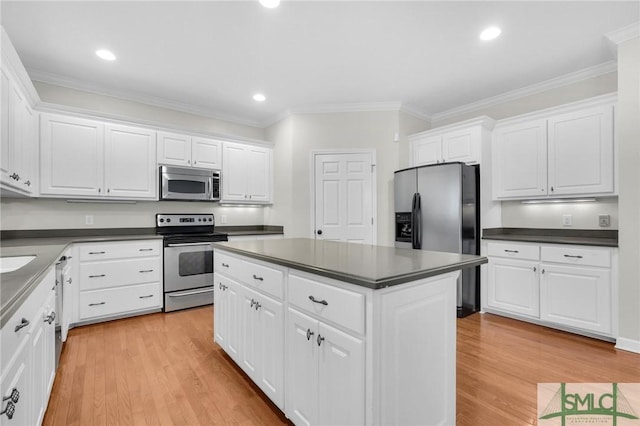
[[85, 215, 94, 225], [562, 214, 572, 226], [599, 214, 610, 227]]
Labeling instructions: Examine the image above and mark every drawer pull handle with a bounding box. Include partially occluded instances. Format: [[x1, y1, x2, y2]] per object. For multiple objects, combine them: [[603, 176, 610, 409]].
[[44, 311, 56, 324], [306, 328, 315, 341], [89, 251, 106, 255], [221, 263, 229, 268], [563, 254, 583, 259], [0, 401, 15, 419], [3, 388, 19, 404], [309, 295, 328, 306], [89, 302, 106, 306], [14, 318, 29, 332], [89, 274, 106, 278], [252, 274, 264, 281], [139, 269, 154, 273], [139, 295, 154, 299], [66, 277, 73, 284], [504, 249, 519, 253], [317, 334, 325, 347], [139, 248, 154, 252]]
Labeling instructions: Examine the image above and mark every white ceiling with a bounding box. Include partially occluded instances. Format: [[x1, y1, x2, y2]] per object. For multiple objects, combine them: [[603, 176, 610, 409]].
[[1, 1, 638, 128]]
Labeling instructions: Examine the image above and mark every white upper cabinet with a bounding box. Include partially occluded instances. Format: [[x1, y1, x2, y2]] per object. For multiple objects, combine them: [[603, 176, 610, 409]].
[[492, 96, 615, 200], [409, 117, 493, 167], [157, 131, 222, 170], [40, 113, 158, 200], [222, 141, 272, 204], [104, 124, 157, 199]]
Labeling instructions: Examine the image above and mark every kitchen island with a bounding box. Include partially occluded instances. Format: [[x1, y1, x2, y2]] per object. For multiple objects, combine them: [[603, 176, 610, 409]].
[[213, 238, 487, 426]]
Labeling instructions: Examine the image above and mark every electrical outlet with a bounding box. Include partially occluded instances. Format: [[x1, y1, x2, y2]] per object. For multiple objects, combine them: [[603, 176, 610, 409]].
[[220, 215, 227, 224], [599, 214, 610, 227], [562, 214, 572, 226], [85, 215, 94, 225]]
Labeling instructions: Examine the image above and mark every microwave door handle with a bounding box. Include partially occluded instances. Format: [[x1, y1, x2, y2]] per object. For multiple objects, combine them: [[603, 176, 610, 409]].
[[206, 179, 212, 200]]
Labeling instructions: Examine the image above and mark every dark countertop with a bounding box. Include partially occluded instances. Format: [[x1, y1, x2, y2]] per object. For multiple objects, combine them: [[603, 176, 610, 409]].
[[482, 228, 618, 247], [214, 238, 487, 289], [0, 224, 284, 328]]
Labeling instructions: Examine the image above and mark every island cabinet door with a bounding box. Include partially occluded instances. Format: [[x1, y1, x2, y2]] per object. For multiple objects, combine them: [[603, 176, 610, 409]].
[[317, 323, 365, 426], [215, 276, 243, 364], [255, 293, 284, 410], [286, 308, 319, 426], [213, 273, 229, 349]]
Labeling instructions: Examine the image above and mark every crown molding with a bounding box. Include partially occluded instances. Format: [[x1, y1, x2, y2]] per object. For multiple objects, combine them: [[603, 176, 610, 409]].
[[28, 68, 265, 129], [399, 104, 432, 122], [430, 60, 618, 124], [606, 22, 640, 45], [408, 115, 495, 141]]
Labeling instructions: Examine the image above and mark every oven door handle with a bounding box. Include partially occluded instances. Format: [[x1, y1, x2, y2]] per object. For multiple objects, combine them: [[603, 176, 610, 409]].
[[168, 288, 214, 297], [166, 242, 214, 248]]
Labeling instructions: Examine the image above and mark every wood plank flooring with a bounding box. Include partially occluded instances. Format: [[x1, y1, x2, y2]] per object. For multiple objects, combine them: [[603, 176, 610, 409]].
[[44, 307, 640, 426]]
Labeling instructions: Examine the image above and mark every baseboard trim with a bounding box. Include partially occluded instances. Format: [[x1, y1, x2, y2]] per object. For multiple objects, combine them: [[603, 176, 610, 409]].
[[615, 337, 640, 354]]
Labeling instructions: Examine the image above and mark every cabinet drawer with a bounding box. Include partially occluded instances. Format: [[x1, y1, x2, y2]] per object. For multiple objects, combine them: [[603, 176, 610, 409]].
[[242, 260, 284, 300], [79, 240, 161, 261], [79, 283, 161, 320], [541, 246, 610, 268], [487, 242, 539, 261], [79, 258, 161, 290], [288, 274, 364, 335], [215, 251, 244, 281]]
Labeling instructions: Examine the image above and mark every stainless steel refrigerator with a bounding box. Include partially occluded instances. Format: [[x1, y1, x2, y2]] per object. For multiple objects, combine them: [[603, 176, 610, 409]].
[[394, 162, 480, 317]]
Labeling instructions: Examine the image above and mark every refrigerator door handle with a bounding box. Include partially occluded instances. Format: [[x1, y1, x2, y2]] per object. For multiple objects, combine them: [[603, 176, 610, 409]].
[[414, 192, 422, 249]]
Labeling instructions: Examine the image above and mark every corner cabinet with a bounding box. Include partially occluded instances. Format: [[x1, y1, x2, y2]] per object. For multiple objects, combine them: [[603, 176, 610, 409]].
[[40, 114, 157, 200], [492, 95, 615, 200], [157, 131, 222, 170], [409, 116, 494, 166], [485, 241, 616, 339], [221, 142, 273, 204]]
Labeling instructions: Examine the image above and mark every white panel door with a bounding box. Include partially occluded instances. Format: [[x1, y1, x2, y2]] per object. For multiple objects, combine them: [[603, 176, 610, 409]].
[[411, 135, 441, 166], [247, 145, 271, 202], [21, 105, 38, 194], [314, 153, 374, 244], [104, 124, 157, 199], [487, 258, 540, 317], [317, 322, 365, 426], [240, 288, 259, 378], [222, 142, 249, 201], [31, 302, 47, 426], [493, 120, 547, 199], [192, 137, 221, 170], [547, 105, 614, 196], [213, 273, 228, 349], [157, 131, 191, 166], [225, 279, 242, 364], [443, 126, 480, 164], [40, 114, 105, 197], [540, 264, 611, 334], [286, 308, 319, 426], [255, 291, 284, 409]]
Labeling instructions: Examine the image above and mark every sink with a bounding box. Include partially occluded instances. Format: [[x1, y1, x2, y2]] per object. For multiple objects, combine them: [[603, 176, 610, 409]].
[[0, 255, 36, 273]]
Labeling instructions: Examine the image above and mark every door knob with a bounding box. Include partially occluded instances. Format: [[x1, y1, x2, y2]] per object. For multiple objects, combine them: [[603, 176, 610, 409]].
[[317, 229, 323, 235]]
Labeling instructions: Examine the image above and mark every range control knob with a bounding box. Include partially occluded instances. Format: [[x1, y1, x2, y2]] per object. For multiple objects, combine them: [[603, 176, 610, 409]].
[[166, 218, 171, 223], [159, 218, 165, 223]]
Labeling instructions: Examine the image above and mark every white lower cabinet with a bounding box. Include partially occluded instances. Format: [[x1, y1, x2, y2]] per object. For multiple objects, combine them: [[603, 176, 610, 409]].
[[485, 241, 616, 339], [286, 307, 365, 426], [0, 267, 56, 426], [76, 239, 163, 323], [487, 258, 540, 318], [214, 248, 459, 426]]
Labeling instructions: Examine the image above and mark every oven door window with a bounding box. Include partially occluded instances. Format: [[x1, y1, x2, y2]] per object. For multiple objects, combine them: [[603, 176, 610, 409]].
[[178, 250, 213, 276]]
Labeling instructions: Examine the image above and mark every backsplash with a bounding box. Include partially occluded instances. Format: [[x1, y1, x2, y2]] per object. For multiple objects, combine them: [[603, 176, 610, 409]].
[[0, 198, 264, 230], [501, 197, 618, 229]]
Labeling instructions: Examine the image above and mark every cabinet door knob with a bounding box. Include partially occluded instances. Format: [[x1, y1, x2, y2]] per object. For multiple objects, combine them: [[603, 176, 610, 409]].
[[66, 277, 72, 284], [0, 401, 15, 419], [316, 229, 323, 235], [533, 267, 537, 272], [541, 269, 545, 274], [2, 388, 20, 404], [550, 187, 554, 192], [14, 318, 29, 333], [317, 334, 325, 346], [306, 328, 315, 341]]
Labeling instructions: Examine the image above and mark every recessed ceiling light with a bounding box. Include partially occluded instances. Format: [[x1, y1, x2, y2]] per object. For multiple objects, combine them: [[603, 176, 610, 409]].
[[479, 27, 502, 41], [96, 49, 116, 61], [253, 93, 266, 102], [259, 0, 280, 8]]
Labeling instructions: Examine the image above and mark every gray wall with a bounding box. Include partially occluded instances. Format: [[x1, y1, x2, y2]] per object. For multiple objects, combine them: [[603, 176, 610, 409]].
[[616, 36, 640, 346]]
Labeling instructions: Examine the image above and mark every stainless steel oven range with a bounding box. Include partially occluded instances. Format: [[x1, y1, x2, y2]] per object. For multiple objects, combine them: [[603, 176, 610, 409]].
[[156, 213, 228, 312]]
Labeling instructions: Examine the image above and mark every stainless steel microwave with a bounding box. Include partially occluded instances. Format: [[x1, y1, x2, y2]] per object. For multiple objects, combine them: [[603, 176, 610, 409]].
[[160, 166, 220, 201]]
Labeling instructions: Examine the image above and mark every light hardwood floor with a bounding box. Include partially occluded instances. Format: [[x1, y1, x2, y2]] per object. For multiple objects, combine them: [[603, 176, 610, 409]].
[[44, 307, 640, 426]]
